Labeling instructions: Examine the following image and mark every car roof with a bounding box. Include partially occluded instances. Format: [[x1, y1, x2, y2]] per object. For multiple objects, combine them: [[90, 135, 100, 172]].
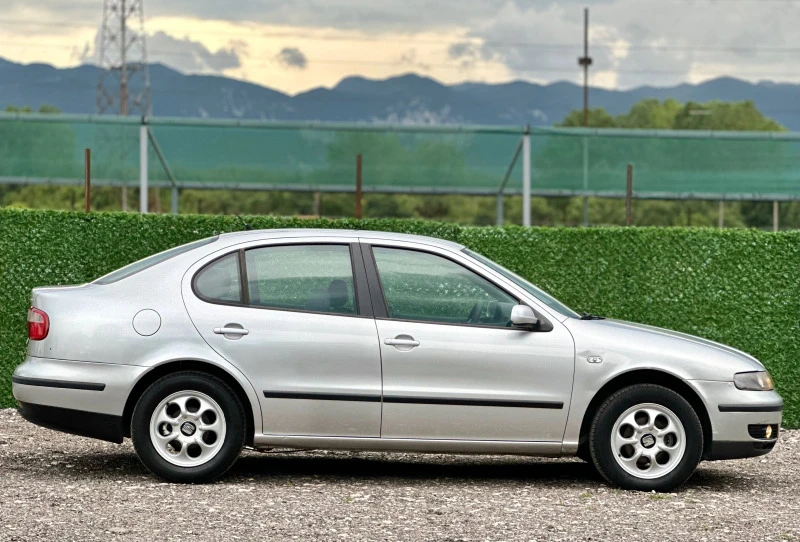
[[218, 228, 465, 251]]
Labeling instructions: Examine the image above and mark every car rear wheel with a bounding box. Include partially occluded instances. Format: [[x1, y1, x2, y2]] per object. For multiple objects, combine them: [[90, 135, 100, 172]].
[[131, 371, 245, 483], [589, 384, 703, 492]]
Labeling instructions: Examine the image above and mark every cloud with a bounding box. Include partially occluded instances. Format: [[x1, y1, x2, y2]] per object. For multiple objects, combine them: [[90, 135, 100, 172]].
[[275, 47, 307, 69], [448, 42, 478, 60], [398, 48, 431, 71], [79, 30, 244, 74], [147, 31, 244, 73], [8, 0, 800, 90]]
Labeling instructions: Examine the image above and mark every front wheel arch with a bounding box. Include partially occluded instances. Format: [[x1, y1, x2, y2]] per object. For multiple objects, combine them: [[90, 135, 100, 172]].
[[122, 359, 256, 447], [577, 369, 712, 462]]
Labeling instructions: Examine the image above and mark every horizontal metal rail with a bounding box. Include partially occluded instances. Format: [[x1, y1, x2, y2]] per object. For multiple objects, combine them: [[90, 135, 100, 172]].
[[2, 176, 798, 201], [4, 112, 800, 140], [0, 112, 525, 135]]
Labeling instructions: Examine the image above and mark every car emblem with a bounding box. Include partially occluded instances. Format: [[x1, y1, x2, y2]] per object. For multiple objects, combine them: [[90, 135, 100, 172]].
[[587, 356, 602, 364], [641, 434, 656, 449], [180, 422, 197, 436]]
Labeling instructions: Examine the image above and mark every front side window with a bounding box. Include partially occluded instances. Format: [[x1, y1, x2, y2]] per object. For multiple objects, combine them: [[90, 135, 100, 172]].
[[245, 245, 356, 315], [372, 247, 517, 327], [194, 252, 242, 303], [463, 249, 580, 319]]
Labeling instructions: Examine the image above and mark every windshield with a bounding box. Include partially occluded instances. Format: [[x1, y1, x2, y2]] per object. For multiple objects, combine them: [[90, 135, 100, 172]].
[[463, 249, 580, 319], [94, 236, 219, 285]]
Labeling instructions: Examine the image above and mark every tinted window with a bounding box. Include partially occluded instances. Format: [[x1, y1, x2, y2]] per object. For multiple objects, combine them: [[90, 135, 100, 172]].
[[245, 245, 356, 315], [95, 236, 218, 285], [372, 247, 517, 327], [463, 248, 580, 319], [194, 253, 242, 303]]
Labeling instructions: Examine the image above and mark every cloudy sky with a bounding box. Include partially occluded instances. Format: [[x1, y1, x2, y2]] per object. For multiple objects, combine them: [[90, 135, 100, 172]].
[[2, 0, 799, 94]]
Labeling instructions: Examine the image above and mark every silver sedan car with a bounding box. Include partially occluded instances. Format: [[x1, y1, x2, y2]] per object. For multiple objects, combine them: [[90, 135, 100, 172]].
[[12, 229, 782, 491]]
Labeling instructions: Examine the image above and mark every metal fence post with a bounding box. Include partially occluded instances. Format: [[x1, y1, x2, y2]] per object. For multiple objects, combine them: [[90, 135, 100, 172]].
[[139, 118, 148, 213], [522, 126, 531, 227], [171, 186, 179, 214], [626, 164, 633, 226], [496, 194, 504, 225], [582, 136, 589, 226], [84, 148, 91, 213], [355, 154, 363, 219], [773, 201, 779, 232]]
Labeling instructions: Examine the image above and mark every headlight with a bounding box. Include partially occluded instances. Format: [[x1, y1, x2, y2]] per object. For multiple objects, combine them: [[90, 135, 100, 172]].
[[734, 371, 775, 391]]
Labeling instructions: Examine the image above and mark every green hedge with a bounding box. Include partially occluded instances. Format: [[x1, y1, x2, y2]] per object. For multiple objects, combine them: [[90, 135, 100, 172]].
[[1, 209, 798, 427]]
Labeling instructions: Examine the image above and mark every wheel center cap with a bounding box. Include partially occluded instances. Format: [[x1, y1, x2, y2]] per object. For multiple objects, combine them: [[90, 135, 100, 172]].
[[640, 433, 656, 449], [180, 421, 197, 436]]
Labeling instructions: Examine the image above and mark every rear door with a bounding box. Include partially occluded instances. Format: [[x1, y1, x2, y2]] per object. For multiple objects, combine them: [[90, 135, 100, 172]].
[[183, 239, 382, 437], [360, 239, 575, 442]]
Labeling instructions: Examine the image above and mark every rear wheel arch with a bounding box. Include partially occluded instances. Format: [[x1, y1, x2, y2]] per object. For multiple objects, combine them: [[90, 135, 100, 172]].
[[122, 359, 257, 447], [577, 369, 712, 461]]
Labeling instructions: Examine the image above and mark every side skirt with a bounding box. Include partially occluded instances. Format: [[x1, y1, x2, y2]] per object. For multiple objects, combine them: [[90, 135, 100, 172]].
[[252, 435, 565, 456]]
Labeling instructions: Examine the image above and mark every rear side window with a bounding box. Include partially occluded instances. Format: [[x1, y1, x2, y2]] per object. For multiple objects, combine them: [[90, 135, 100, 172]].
[[245, 245, 356, 315], [95, 236, 218, 285], [194, 253, 242, 303]]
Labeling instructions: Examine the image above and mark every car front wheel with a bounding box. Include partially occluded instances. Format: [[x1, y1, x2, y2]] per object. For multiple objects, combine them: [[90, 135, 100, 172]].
[[131, 371, 245, 483], [589, 384, 703, 492]]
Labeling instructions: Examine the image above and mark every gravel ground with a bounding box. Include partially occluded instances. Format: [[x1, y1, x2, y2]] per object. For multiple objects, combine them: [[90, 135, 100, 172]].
[[1, 408, 799, 542]]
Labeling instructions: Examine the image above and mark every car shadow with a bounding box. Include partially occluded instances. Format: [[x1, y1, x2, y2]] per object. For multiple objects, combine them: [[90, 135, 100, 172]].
[[226, 451, 753, 492], [231, 452, 603, 486], [29, 447, 753, 492]]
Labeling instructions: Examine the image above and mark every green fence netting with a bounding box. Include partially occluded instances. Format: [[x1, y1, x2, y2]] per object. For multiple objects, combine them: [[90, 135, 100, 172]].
[[0, 113, 798, 199]]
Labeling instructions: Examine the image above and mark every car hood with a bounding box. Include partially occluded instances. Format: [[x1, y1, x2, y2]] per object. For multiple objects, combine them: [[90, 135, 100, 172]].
[[604, 319, 762, 365], [564, 317, 765, 380]]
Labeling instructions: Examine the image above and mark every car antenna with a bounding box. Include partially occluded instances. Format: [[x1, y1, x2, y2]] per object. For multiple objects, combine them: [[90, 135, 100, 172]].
[[235, 215, 253, 231]]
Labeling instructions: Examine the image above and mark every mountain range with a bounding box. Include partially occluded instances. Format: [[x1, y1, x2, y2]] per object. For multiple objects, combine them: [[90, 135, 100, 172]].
[[1, 56, 799, 129]]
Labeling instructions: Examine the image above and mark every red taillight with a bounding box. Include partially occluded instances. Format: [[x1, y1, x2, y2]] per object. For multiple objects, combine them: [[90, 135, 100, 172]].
[[27, 307, 49, 341]]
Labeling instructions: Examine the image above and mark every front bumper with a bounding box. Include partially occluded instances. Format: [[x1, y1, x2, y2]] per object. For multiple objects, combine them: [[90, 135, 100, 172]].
[[689, 380, 783, 461], [707, 439, 778, 460], [12, 356, 148, 443]]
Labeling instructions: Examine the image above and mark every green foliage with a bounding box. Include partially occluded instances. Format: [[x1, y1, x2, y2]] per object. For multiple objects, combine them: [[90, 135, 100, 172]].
[[557, 99, 786, 131], [1, 209, 798, 428]]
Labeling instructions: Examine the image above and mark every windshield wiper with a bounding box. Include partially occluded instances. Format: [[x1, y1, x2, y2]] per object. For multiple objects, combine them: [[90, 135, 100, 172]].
[[580, 312, 606, 320]]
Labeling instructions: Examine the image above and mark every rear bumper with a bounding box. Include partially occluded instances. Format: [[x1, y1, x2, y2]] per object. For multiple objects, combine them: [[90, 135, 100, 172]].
[[12, 356, 146, 415], [12, 356, 147, 442], [17, 402, 124, 444]]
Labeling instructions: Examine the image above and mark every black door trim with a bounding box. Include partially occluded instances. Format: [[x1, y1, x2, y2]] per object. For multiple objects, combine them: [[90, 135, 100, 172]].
[[262, 390, 563, 409], [263, 391, 381, 402], [349, 242, 373, 318], [383, 396, 564, 409], [359, 243, 389, 318], [718, 404, 783, 413], [12, 375, 106, 392]]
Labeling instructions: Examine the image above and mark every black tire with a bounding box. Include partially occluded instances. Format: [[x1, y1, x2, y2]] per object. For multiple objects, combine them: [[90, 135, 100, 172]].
[[131, 371, 245, 483], [589, 384, 703, 492], [576, 446, 592, 464]]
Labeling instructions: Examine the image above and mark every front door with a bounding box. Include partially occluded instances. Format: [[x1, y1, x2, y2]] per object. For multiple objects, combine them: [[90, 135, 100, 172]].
[[183, 241, 382, 437], [363, 242, 575, 442]]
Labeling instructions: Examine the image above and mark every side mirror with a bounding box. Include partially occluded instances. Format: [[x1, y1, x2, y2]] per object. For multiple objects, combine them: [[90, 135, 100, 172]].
[[510, 305, 538, 330]]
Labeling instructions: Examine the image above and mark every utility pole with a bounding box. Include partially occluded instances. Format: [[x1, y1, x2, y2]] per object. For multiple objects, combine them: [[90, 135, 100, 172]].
[[578, 7, 593, 226], [96, 0, 151, 212], [578, 8, 593, 127]]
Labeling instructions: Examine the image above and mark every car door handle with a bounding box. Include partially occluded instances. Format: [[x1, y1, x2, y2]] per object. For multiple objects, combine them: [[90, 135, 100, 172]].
[[384, 338, 420, 347], [213, 327, 249, 336]]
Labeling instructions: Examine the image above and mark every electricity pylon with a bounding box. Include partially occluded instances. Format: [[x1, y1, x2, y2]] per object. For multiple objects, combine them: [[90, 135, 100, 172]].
[[95, 0, 151, 210]]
